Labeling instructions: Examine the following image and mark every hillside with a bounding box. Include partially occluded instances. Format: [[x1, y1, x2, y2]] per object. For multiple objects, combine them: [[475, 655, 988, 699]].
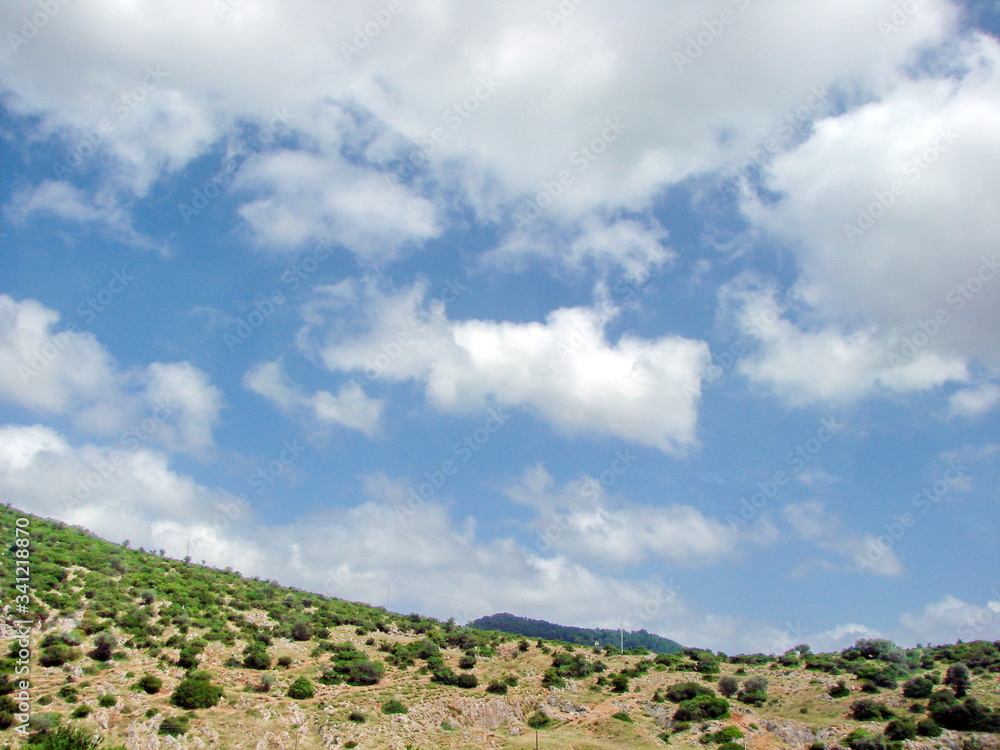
[[469, 613, 683, 654], [0, 504, 998, 750]]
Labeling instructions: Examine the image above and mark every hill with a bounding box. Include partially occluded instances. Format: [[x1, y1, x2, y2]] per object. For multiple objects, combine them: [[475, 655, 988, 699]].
[[1, 503, 999, 750], [469, 613, 683, 654]]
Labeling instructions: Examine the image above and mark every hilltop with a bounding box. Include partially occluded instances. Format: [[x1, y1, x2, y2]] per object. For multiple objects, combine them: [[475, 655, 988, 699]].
[[469, 613, 683, 654], [0, 504, 998, 750]]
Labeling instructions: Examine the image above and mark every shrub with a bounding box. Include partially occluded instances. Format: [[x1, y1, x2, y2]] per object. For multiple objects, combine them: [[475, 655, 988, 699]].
[[346, 660, 384, 686], [97, 694, 116, 708], [666, 681, 716, 702], [347, 710, 366, 723], [829, 680, 851, 698], [28, 712, 61, 732], [884, 718, 917, 741], [277, 656, 293, 668], [243, 644, 271, 670], [158, 714, 190, 736], [455, 673, 478, 689], [40, 644, 81, 668], [290, 620, 313, 641], [842, 728, 892, 750], [674, 695, 730, 722], [89, 632, 116, 662], [526, 710, 551, 729], [944, 664, 972, 698], [610, 673, 630, 693], [23, 726, 101, 749], [170, 674, 222, 709], [70, 704, 92, 719], [136, 674, 162, 694], [738, 676, 768, 704], [486, 680, 508, 695], [718, 676, 739, 697], [916, 719, 942, 737], [382, 698, 408, 714], [459, 653, 477, 669], [611, 711, 633, 722], [286, 677, 314, 700], [849, 699, 894, 721], [901, 676, 934, 699]]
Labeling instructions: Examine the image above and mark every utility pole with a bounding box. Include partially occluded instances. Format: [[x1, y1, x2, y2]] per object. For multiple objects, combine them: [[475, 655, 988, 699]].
[[620, 617, 624, 652]]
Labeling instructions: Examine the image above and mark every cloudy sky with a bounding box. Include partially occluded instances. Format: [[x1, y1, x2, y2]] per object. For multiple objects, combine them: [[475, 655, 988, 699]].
[[1, 0, 999, 653]]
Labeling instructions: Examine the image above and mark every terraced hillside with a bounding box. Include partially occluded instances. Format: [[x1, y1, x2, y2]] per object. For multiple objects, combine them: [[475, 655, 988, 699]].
[[0, 505, 998, 750]]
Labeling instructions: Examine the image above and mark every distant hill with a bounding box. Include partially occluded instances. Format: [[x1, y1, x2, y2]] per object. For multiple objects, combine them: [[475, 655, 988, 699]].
[[469, 612, 683, 654]]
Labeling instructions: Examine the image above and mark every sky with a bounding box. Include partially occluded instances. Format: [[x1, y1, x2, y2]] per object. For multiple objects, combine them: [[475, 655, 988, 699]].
[[0, 0, 998, 655]]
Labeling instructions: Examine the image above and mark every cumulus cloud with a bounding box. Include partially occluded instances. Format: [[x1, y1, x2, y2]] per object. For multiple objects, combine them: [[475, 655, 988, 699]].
[[243, 359, 384, 437], [948, 383, 1000, 419], [0, 296, 222, 456], [783, 500, 904, 577], [725, 283, 968, 405], [503, 463, 751, 567], [742, 34, 1000, 380], [0, 0, 966, 264], [299, 280, 710, 452]]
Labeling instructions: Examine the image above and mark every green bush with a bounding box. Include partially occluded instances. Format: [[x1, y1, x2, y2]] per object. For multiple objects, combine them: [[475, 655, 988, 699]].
[[382, 698, 408, 714], [486, 680, 508, 695], [901, 676, 934, 699], [673, 695, 730, 722], [455, 673, 478, 689], [286, 677, 314, 699], [243, 644, 271, 670], [916, 718, 942, 737], [347, 710, 366, 723], [97, 694, 116, 708], [829, 680, 851, 698], [158, 714, 190, 736], [346, 660, 384, 686], [884, 718, 916, 741], [70, 705, 91, 719], [170, 674, 222, 709], [665, 681, 716, 702], [23, 725, 101, 749], [849, 698, 894, 721], [526, 710, 551, 729], [135, 674, 162, 694], [611, 711, 633, 722]]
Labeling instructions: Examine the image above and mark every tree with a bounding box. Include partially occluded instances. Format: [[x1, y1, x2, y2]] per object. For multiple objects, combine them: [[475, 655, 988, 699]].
[[136, 674, 162, 694], [89, 632, 116, 662], [286, 677, 314, 699], [242, 644, 271, 670], [674, 696, 730, 722], [718, 676, 739, 698], [943, 663, 972, 698], [884, 718, 917, 741], [901, 676, 934, 699], [346, 660, 384, 686], [170, 673, 222, 709]]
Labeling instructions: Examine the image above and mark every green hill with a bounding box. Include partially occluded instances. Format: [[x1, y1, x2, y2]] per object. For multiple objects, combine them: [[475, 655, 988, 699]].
[[1, 503, 998, 750], [469, 612, 683, 654]]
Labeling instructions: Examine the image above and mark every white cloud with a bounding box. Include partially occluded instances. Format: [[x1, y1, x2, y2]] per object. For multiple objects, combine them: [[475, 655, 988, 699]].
[[0, 424, 241, 548], [742, 34, 1000, 376], [504, 463, 752, 567], [727, 283, 968, 405], [783, 500, 904, 577], [0, 296, 222, 456], [234, 148, 439, 257], [948, 383, 1000, 419], [301, 280, 710, 453], [6, 181, 165, 253], [898, 594, 1000, 644], [0, 0, 966, 264], [244, 359, 383, 437], [485, 214, 673, 284]]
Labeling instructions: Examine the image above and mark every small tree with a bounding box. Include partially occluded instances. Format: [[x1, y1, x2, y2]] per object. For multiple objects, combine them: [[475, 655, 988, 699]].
[[718, 676, 739, 698], [286, 677, 314, 699], [90, 632, 117, 662], [944, 664, 972, 698], [382, 698, 408, 714]]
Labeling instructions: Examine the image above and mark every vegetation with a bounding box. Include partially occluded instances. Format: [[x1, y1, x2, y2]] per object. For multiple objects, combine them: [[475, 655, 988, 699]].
[[1, 504, 998, 749]]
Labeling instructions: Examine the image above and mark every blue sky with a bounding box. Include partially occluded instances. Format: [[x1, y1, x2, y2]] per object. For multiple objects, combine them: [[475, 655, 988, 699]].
[[0, 0, 998, 653]]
